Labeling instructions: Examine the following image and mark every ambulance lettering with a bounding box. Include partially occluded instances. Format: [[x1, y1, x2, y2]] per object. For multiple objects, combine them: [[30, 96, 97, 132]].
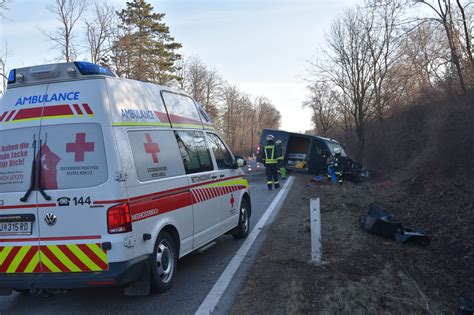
[[121, 109, 156, 120], [191, 174, 212, 183], [15, 91, 80, 106], [131, 208, 159, 221]]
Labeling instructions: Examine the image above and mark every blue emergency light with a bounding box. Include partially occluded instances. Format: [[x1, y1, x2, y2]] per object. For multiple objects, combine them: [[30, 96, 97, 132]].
[[74, 62, 115, 77], [7, 69, 16, 84]]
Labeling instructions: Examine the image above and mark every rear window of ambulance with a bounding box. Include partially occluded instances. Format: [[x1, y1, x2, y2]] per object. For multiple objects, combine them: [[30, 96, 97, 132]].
[[0, 123, 107, 193]]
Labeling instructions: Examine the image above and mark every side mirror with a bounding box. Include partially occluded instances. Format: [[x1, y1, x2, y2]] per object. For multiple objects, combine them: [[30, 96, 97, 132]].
[[234, 156, 247, 168]]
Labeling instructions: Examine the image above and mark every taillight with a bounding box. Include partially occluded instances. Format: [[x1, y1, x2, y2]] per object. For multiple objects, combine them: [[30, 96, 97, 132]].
[[107, 203, 132, 234]]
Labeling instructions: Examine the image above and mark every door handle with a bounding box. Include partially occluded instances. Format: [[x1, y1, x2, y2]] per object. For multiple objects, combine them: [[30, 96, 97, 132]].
[[219, 174, 225, 178], [211, 175, 218, 179]]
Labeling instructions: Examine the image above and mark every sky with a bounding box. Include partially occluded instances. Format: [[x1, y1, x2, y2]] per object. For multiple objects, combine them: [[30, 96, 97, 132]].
[[0, 0, 360, 133]]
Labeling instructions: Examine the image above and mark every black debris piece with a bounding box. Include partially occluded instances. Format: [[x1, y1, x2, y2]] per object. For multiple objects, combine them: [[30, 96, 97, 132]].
[[394, 228, 430, 245], [359, 204, 429, 245], [359, 204, 401, 239]]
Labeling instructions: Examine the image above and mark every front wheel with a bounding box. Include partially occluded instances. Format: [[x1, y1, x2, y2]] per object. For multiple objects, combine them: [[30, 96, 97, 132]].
[[232, 198, 250, 239], [150, 231, 177, 293]]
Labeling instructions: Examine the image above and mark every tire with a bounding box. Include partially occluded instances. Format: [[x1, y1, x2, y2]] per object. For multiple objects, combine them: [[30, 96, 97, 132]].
[[150, 231, 177, 293], [232, 198, 250, 239]]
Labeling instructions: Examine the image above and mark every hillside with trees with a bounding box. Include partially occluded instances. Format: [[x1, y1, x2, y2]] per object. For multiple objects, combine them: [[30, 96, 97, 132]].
[[303, 0, 473, 166], [296, 1, 474, 310]]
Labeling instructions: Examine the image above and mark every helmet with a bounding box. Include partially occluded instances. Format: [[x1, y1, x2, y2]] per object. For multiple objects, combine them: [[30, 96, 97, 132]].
[[275, 139, 282, 145], [333, 147, 341, 155], [266, 134, 275, 142]]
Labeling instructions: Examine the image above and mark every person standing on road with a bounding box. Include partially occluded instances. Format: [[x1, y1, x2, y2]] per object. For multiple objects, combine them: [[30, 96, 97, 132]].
[[328, 147, 343, 184], [262, 134, 282, 190], [275, 139, 286, 179]]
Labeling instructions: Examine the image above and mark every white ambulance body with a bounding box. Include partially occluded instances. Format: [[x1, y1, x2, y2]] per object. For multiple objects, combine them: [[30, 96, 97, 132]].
[[0, 62, 250, 295]]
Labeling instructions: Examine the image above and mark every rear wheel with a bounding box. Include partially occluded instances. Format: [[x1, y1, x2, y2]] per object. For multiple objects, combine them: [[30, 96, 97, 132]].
[[150, 231, 177, 293], [232, 198, 250, 239]]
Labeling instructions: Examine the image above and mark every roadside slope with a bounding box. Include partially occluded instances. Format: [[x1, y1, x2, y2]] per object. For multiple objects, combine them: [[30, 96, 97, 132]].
[[231, 175, 459, 314]]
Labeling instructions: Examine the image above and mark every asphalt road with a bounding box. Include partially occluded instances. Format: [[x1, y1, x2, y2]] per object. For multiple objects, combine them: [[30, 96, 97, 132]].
[[0, 171, 282, 315]]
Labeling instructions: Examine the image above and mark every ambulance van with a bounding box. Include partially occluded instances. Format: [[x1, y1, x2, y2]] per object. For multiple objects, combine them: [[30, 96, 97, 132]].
[[0, 62, 250, 295]]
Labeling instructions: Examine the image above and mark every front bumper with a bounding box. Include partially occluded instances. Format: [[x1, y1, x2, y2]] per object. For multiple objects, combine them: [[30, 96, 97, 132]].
[[0, 254, 150, 291]]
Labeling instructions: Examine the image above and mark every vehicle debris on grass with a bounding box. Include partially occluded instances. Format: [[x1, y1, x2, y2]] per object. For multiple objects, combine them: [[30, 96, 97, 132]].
[[360, 204, 430, 245]]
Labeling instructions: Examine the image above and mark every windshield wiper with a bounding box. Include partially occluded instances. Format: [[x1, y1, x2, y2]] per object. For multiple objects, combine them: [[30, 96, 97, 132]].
[[37, 139, 51, 201], [20, 136, 37, 202]]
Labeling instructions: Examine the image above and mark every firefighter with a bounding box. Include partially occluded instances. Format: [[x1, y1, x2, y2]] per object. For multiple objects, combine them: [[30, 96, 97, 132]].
[[275, 139, 286, 179], [262, 134, 282, 190], [328, 147, 343, 184]]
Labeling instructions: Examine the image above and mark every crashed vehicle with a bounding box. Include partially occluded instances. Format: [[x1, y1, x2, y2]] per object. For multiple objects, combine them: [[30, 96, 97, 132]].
[[257, 128, 362, 178]]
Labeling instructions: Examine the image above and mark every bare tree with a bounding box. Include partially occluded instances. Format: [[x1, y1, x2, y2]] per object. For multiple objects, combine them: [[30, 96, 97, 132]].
[[84, 0, 115, 65], [364, 0, 405, 120], [414, 0, 473, 93], [219, 85, 280, 154], [318, 7, 378, 162], [0, 43, 9, 95], [182, 57, 222, 122], [202, 68, 221, 122], [220, 85, 240, 150], [307, 2, 406, 162], [303, 82, 340, 136], [0, 0, 9, 19], [43, 0, 87, 62], [394, 22, 450, 100], [0, 1, 9, 94]]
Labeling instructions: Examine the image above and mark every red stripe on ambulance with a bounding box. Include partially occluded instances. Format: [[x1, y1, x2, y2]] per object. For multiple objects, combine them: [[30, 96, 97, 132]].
[[4, 110, 16, 122], [73, 104, 83, 115], [0, 111, 8, 122], [82, 103, 94, 115], [43, 104, 73, 117]]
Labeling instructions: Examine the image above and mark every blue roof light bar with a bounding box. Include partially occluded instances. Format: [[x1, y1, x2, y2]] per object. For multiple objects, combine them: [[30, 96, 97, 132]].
[[74, 62, 115, 77], [7, 69, 16, 84]]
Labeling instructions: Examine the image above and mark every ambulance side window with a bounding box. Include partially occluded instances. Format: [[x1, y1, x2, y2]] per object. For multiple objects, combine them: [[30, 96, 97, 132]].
[[128, 130, 185, 182], [175, 131, 213, 174], [207, 133, 234, 170]]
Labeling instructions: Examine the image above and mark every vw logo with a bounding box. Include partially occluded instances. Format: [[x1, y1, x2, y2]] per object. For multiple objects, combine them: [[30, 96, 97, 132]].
[[44, 213, 57, 226]]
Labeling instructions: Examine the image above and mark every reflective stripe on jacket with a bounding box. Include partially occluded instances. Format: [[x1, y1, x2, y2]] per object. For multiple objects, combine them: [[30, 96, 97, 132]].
[[263, 145, 278, 164]]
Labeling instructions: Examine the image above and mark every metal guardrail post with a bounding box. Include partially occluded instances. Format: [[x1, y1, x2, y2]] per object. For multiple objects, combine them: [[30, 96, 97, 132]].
[[310, 198, 322, 265]]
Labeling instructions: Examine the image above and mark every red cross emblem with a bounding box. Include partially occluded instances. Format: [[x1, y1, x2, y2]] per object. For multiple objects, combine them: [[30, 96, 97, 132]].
[[66, 133, 95, 162], [230, 194, 235, 208], [144, 133, 160, 163]]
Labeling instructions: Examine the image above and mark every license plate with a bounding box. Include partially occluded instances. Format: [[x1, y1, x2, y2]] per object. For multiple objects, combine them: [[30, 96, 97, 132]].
[[0, 221, 32, 236]]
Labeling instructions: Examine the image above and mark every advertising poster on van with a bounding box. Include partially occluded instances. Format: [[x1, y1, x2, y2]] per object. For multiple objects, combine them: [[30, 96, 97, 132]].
[[0, 123, 107, 193]]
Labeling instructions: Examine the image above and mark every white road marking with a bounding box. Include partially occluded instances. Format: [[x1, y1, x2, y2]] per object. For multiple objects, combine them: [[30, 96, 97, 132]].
[[195, 176, 295, 315]]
